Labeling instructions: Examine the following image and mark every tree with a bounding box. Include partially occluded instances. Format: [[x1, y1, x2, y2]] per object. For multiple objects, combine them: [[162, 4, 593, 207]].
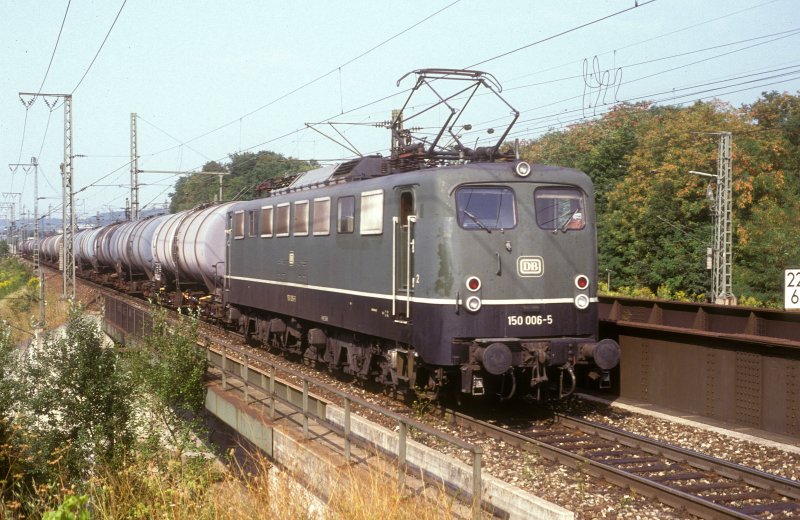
[[17, 306, 136, 483], [169, 151, 315, 211], [0, 321, 19, 502], [129, 307, 207, 458]]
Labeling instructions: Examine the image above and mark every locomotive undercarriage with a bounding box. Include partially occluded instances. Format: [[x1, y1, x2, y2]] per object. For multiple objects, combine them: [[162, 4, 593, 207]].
[[48, 256, 615, 403], [227, 303, 596, 402], [457, 337, 617, 402], [230, 304, 426, 398]]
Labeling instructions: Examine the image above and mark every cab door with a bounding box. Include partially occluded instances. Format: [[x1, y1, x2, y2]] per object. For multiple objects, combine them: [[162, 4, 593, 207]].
[[393, 189, 416, 320]]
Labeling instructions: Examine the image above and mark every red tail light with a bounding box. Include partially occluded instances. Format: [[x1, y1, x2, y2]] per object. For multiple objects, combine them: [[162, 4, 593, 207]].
[[466, 276, 481, 292], [575, 275, 589, 290]]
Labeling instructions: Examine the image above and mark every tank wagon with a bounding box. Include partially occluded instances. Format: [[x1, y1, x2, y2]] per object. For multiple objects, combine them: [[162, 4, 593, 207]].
[[28, 69, 620, 401]]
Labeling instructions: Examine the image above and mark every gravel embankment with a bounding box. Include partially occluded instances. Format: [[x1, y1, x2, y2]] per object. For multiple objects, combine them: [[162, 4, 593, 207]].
[[205, 338, 800, 519]]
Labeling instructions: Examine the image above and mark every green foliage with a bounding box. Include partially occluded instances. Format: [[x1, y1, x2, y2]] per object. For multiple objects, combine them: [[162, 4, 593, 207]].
[[0, 321, 18, 501], [169, 151, 315, 211], [523, 91, 800, 306], [0, 302, 211, 517], [0, 257, 31, 299], [130, 307, 207, 457], [0, 321, 14, 417], [42, 495, 90, 520], [17, 305, 136, 483], [0, 241, 9, 257]]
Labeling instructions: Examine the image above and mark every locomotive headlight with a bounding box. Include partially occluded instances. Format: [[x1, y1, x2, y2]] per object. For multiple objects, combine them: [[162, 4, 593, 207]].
[[465, 296, 482, 312], [574, 293, 590, 310], [466, 276, 481, 292], [515, 161, 531, 177]]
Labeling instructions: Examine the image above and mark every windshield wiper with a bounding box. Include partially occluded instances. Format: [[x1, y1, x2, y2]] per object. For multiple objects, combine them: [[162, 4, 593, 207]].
[[462, 209, 492, 233], [559, 209, 580, 232]]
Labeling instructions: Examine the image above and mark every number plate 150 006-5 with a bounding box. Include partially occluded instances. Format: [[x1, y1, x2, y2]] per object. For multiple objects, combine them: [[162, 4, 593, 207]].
[[507, 315, 553, 326]]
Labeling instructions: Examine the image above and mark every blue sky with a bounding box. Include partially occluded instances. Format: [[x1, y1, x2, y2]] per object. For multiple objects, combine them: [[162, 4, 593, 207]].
[[1, 0, 798, 219]]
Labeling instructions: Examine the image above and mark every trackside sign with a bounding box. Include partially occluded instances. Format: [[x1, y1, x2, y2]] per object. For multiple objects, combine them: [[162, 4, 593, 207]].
[[786, 269, 800, 310]]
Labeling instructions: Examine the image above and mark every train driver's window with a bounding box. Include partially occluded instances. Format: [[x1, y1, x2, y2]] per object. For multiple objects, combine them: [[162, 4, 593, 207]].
[[455, 186, 516, 231], [534, 187, 586, 231], [233, 211, 245, 239], [337, 196, 355, 234]]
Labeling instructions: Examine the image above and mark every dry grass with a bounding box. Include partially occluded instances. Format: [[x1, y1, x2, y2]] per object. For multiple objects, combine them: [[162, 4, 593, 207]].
[[83, 448, 467, 520]]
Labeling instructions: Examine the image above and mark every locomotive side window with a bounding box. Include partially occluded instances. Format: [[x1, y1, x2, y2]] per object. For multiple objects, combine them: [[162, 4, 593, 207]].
[[313, 197, 331, 236], [455, 186, 516, 230], [248, 210, 257, 237], [360, 189, 384, 235], [294, 200, 309, 236], [260, 206, 273, 237], [233, 211, 245, 239], [276, 203, 290, 237], [337, 196, 355, 234], [534, 187, 586, 231]]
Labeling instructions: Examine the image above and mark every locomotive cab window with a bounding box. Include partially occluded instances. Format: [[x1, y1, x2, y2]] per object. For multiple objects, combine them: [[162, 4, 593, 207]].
[[455, 186, 516, 230], [233, 211, 245, 239], [260, 206, 273, 237], [294, 200, 309, 236], [534, 187, 586, 231], [276, 203, 290, 237], [360, 189, 384, 235], [337, 196, 355, 234]]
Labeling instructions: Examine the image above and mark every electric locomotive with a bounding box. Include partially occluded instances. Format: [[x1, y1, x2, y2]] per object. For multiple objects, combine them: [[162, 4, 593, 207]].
[[24, 69, 620, 402], [222, 69, 619, 400]]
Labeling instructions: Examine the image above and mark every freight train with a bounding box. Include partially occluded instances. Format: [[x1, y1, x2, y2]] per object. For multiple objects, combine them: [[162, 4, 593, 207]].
[[21, 69, 620, 401]]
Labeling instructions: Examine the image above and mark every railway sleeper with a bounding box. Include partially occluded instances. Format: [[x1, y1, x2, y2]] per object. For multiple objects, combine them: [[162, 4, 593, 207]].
[[736, 501, 800, 515], [710, 490, 773, 503]]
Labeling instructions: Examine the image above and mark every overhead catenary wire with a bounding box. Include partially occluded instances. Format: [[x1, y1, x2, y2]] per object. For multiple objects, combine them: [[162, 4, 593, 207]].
[[25, 1, 798, 216], [181, 2, 663, 175], [10, 0, 126, 223], [90, 52, 800, 214], [464, 0, 658, 70], [501, 27, 800, 93], [12, 0, 72, 188], [144, 0, 464, 160], [70, 0, 126, 96]]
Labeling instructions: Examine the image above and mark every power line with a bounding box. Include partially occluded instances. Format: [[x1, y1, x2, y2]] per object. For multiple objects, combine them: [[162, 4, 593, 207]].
[[465, 0, 657, 69], [501, 28, 800, 93], [144, 0, 462, 159], [37, 0, 72, 95], [13, 0, 71, 167], [70, 0, 127, 95], [136, 115, 213, 162], [501, 71, 800, 142], [501, 0, 785, 87], [137, 1, 663, 177]]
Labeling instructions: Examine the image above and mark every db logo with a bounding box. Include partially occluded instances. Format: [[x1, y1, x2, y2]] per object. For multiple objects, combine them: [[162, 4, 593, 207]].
[[517, 256, 544, 277]]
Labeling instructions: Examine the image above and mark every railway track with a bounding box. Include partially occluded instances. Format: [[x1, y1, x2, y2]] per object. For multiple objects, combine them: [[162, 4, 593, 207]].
[[443, 410, 800, 519]]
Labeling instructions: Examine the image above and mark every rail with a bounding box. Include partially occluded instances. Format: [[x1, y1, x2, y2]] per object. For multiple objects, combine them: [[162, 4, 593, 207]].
[[443, 409, 800, 519]]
